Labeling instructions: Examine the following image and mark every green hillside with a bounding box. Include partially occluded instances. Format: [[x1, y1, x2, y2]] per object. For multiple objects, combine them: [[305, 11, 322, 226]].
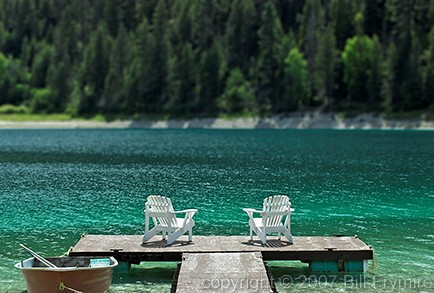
[[0, 0, 433, 118]]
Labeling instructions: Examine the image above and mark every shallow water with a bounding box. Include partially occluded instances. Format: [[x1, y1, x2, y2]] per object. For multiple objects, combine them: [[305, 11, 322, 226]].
[[0, 129, 433, 292]]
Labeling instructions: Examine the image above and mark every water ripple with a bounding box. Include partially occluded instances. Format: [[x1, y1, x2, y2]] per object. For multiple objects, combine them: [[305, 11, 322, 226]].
[[0, 129, 433, 292]]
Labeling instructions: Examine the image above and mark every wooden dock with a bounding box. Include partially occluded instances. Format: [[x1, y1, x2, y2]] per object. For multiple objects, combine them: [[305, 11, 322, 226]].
[[69, 235, 373, 264], [70, 235, 373, 292], [175, 252, 275, 293]]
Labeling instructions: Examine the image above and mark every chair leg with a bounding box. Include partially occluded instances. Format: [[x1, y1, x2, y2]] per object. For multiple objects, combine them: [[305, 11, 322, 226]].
[[260, 234, 267, 245], [188, 227, 192, 241], [285, 232, 293, 244], [162, 231, 166, 240], [143, 227, 158, 243], [167, 233, 174, 245], [257, 229, 266, 245], [278, 233, 281, 240], [167, 229, 183, 245], [250, 228, 253, 241], [145, 216, 150, 235]]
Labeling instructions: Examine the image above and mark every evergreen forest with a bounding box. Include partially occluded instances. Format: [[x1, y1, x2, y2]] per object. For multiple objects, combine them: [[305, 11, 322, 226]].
[[0, 0, 433, 118]]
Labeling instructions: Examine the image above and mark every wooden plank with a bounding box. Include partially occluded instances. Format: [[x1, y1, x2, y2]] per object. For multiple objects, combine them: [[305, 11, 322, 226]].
[[175, 252, 273, 293], [69, 235, 373, 263]]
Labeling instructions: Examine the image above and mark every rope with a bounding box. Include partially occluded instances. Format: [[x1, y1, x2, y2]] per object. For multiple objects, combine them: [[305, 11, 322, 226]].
[[59, 282, 84, 293]]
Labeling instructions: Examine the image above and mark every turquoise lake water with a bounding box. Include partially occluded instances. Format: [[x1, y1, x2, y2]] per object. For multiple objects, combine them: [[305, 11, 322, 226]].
[[0, 129, 433, 292]]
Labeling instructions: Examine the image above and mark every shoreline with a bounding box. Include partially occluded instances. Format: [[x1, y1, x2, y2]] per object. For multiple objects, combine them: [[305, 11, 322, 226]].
[[0, 113, 433, 130]]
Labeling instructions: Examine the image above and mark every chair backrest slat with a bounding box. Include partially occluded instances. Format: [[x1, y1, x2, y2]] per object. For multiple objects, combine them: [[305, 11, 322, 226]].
[[146, 195, 177, 227], [263, 195, 290, 227]]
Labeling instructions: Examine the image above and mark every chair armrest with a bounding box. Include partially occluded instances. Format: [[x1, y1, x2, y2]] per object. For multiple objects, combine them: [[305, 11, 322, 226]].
[[174, 209, 198, 223], [243, 208, 263, 213], [173, 209, 198, 214], [243, 208, 264, 215]]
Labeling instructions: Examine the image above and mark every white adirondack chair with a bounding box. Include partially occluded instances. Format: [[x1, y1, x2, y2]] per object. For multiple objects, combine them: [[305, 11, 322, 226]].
[[243, 195, 294, 244], [143, 195, 198, 245]]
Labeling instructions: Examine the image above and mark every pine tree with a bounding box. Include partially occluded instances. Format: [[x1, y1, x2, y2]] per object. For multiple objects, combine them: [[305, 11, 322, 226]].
[[135, 0, 158, 24], [131, 1, 169, 114], [73, 22, 110, 115], [196, 41, 224, 114], [122, 45, 140, 115], [256, 1, 285, 113], [364, 0, 385, 37], [0, 53, 31, 106], [390, 1, 425, 111], [226, 0, 256, 72], [0, 53, 12, 105], [14, 0, 37, 56], [170, 0, 193, 47], [135, 17, 155, 113], [274, 0, 304, 32], [313, 25, 337, 109], [30, 42, 54, 88], [150, 0, 169, 113], [20, 36, 36, 68], [103, 24, 130, 114], [55, 1, 93, 62], [46, 52, 71, 112], [191, 0, 214, 53], [0, 22, 5, 51], [330, 0, 356, 50], [166, 42, 197, 115], [299, 0, 325, 98], [104, 0, 120, 37]]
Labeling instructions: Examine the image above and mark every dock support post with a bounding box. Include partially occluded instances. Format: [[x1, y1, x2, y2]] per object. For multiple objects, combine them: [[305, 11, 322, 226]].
[[309, 260, 368, 273], [309, 261, 339, 272], [344, 260, 368, 272]]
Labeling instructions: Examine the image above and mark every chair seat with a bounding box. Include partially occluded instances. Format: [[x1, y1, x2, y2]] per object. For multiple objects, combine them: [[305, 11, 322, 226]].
[[253, 218, 263, 228], [253, 218, 284, 229], [160, 217, 192, 229]]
